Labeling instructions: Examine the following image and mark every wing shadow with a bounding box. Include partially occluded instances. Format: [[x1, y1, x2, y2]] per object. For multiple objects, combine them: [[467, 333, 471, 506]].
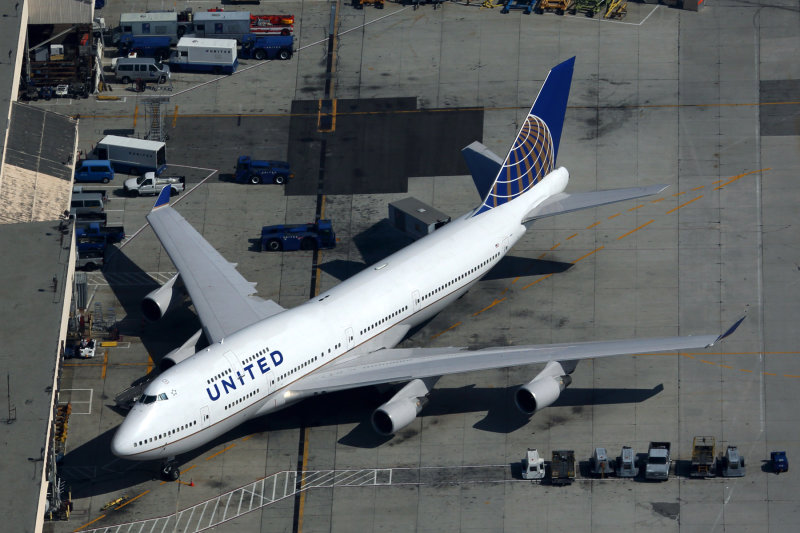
[[102, 249, 205, 371]]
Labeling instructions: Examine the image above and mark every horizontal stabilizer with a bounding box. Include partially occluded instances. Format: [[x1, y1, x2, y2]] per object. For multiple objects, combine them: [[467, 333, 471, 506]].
[[461, 141, 502, 199], [522, 184, 668, 224]]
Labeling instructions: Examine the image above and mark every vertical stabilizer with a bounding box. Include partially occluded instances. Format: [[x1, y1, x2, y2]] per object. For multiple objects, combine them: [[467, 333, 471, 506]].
[[474, 57, 575, 216]]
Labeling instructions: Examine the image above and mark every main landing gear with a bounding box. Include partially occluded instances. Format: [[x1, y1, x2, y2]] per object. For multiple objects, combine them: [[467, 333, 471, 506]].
[[160, 458, 180, 481]]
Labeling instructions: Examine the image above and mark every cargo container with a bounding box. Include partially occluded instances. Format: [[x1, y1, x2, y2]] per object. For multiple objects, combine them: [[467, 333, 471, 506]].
[[118, 13, 180, 43], [191, 11, 251, 42], [169, 37, 238, 74], [96, 135, 167, 175], [389, 197, 451, 240]]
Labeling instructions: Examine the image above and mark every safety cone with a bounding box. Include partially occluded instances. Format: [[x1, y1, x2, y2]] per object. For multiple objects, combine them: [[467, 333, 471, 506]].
[[189, 479, 194, 487]]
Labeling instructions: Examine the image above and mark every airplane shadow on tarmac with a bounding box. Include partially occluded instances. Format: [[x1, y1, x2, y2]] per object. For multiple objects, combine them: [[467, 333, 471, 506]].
[[63, 381, 663, 497]]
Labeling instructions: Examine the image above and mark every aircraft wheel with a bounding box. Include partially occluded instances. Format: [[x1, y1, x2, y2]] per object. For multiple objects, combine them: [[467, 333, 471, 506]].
[[273, 175, 286, 185], [267, 239, 282, 252], [250, 175, 262, 184], [161, 462, 180, 481]]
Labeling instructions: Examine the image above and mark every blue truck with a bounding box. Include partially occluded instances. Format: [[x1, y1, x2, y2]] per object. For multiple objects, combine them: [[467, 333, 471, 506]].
[[75, 221, 125, 244], [235, 156, 293, 184], [117, 33, 172, 61], [240, 34, 294, 60], [261, 220, 336, 251]]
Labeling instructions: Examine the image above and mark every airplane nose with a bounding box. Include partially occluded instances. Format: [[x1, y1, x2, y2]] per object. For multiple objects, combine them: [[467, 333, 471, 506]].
[[111, 421, 134, 458]]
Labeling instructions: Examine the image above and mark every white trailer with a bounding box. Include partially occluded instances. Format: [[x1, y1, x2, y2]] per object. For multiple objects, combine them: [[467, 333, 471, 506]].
[[119, 13, 179, 44], [170, 37, 238, 74], [191, 11, 251, 42], [96, 135, 167, 175]]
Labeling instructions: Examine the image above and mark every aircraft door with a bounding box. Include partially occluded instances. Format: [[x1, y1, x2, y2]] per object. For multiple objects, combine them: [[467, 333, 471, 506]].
[[412, 290, 420, 312], [200, 406, 210, 427], [345, 327, 354, 349]]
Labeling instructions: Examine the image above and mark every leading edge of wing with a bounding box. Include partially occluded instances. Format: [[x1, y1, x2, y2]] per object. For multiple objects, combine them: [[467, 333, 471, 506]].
[[291, 318, 745, 394], [147, 187, 286, 342]]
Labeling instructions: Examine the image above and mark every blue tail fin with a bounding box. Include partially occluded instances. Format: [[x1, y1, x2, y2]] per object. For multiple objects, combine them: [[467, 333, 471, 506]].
[[474, 57, 575, 216]]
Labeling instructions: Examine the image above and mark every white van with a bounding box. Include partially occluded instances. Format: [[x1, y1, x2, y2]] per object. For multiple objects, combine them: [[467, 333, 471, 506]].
[[113, 57, 171, 84]]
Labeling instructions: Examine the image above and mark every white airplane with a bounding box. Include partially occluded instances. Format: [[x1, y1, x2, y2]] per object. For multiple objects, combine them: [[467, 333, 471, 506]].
[[111, 57, 743, 480]]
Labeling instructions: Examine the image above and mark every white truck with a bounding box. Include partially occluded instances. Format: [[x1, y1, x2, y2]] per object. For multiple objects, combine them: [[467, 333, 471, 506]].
[[521, 449, 545, 480], [96, 135, 167, 175], [169, 37, 238, 74], [124, 172, 185, 196], [644, 441, 672, 481]]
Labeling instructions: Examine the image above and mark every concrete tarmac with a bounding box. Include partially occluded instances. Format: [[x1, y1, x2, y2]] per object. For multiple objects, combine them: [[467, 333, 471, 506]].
[[42, 1, 800, 532]]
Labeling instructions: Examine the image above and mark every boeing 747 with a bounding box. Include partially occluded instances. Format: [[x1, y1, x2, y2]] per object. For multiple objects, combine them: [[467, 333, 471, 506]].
[[111, 58, 742, 480]]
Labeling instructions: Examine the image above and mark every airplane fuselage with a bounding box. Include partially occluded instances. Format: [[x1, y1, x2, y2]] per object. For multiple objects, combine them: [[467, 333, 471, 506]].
[[111, 168, 570, 461]]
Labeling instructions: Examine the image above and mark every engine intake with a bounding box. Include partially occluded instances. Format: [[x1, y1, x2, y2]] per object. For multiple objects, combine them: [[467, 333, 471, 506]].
[[142, 274, 180, 321], [372, 398, 421, 436], [160, 329, 203, 371], [371, 378, 437, 436], [514, 360, 572, 415], [514, 375, 571, 415]]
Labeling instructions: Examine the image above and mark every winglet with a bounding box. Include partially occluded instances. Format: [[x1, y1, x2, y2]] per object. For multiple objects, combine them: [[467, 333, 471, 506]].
[[153, 185, 171, 210], [707, 316, 746, 347]]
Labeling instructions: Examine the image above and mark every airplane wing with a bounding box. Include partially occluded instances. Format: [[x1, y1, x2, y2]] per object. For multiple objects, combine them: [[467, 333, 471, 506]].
[[146, 187, 285, 343], [290, 318, 745, 394], [522, 184, 669, 225]]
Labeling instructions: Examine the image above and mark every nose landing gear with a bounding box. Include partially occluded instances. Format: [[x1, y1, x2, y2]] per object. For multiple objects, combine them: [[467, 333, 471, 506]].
[[160, 458, 180, 481]]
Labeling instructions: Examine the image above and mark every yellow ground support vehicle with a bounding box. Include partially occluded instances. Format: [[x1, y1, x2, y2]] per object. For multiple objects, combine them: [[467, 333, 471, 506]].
[[535, 0, 569, 15], [352, 0, 385, 8]]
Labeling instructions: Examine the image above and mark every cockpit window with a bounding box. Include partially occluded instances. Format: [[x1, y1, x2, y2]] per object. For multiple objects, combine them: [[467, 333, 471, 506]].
[[139, 394, 157, 404], [158, 393, 169, 401]]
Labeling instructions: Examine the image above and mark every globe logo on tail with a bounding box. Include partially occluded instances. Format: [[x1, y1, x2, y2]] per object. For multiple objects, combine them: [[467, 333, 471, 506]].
[[476, 114, 554, 214]]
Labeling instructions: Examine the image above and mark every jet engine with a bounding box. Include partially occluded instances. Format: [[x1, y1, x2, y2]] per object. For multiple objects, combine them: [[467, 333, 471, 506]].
[[371, 377, 438, 436], [160, 329, 204, 371], [514, 360, 573, 415], [141, 274, 180, 321]]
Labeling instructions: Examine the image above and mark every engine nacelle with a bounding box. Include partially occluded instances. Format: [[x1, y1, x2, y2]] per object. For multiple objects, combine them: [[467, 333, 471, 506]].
[[371, 377, 437, 436], [160, 329, 204, 371], [514, 361, 572, 415], [142, 274, 180, 321]]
